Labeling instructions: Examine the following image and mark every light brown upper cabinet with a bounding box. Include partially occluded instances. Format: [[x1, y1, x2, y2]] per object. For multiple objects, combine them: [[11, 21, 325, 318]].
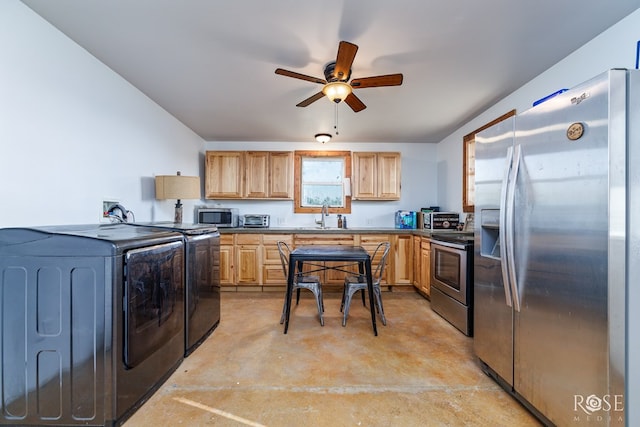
[[266, 151, 294, 198], [205, 151, 293, 199], [245, 151, 294, 199], [205, 151, 244, 199], [462, 110, 516, 213], [244, 151, 269, 198], [352, 152, 401, 200]]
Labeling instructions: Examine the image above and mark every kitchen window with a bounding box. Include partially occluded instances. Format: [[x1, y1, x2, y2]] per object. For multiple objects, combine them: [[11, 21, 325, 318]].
[[294, 150, 351, 214], [463, 109, 516, 213]]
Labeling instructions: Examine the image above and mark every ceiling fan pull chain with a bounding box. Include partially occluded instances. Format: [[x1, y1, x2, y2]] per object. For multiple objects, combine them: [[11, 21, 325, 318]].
[[334, 103, 339, 135]]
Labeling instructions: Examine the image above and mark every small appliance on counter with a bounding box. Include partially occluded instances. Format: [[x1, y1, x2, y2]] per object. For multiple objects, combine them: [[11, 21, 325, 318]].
[[394, 210, 417, 229], [243, 214, 270, 228], [420, 207, 443, 229], [196, 207, 239, 227], [427, 212, 460, 230]]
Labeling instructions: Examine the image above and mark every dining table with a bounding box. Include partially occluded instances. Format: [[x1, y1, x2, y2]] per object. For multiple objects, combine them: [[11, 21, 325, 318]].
[[283, 244, 378, 335]]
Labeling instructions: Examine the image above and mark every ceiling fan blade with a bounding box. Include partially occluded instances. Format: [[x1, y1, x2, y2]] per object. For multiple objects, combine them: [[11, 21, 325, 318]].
[[275, 68, 326, 85], [350, 73, 404, 88], [344, 93, 366, 112], [296, 91, 325, 107], [334, 41, 358, 81]]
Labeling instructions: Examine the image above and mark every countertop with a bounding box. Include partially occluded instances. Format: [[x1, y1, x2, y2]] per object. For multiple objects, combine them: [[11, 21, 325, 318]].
[[217, 227, 470, 238]]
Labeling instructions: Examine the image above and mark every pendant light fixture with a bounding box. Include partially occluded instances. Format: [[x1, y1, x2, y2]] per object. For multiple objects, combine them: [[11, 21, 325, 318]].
[[315, 133, 332, 144]]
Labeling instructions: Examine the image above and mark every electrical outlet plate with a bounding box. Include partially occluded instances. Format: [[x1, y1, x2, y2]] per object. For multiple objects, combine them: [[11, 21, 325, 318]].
[[102, 200, 119, 220]]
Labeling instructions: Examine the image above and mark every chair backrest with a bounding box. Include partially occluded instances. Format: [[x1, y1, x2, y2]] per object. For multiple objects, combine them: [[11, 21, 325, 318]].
[[371, 242, 391, 285], [277, 241, 290, 278]]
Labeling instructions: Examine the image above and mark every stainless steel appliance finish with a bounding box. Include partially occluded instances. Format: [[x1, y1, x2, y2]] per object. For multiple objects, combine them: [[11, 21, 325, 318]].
[[127, 222, 221, 356], [196, 207, 238, 227], [0, 224, 185, 426], [243, 214, 270, 228], [430, 233, 473, 336], [474, 69, 638, 426]]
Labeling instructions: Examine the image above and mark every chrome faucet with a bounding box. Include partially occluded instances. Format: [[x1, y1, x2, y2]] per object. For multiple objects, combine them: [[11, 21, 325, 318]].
[[316, 203, 329, 228]]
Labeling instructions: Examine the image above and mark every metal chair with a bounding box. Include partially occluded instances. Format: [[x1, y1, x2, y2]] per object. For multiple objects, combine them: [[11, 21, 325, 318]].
[[340, 241, 390, 327], [278, 241, 324, 326]]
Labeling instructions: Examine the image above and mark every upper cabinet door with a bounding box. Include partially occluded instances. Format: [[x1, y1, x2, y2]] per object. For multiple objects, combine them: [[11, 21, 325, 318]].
[[268, 151, 294, 199], [352, 152, 401, 200], [245, 151, 269, 198], [377, 152, 401, 200], [205, 151, 244, 199], [352, 152, 378, 199]]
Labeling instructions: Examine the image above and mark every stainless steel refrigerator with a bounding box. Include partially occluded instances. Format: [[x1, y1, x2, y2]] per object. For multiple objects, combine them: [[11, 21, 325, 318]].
[[474, 69, 639, 426]]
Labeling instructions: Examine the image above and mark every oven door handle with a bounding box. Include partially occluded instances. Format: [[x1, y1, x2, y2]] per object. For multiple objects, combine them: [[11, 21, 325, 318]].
[[430, 239, 466, 251]]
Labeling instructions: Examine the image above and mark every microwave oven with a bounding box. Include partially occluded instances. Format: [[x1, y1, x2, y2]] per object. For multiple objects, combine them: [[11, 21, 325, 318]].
[[196, 207, 239, 227]]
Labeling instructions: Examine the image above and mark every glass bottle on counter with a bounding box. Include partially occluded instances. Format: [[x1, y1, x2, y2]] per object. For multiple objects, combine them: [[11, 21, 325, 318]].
[[342, 216, 347, 229], [337, 214, 343, 228]]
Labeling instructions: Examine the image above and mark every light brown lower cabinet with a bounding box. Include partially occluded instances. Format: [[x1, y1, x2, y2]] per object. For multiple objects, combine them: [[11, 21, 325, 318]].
[[412, 235, 422, 289], [219, 232, 422, 292], [390, 234, 413, 289], [411, 235, 431, 297], [262, 234, 292, 287], [219, 234, 235, 286], [235, 234, 261, 286], [355, 234, 390, 286]]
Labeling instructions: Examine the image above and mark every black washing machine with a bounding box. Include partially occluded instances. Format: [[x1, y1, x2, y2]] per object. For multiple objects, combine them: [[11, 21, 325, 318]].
[[127, 222, 221, 356], [0, 224, 185, 426]]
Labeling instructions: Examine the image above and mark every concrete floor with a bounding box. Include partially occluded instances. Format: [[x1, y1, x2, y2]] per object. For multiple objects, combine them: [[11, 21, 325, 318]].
[[124, 291, 541, 427]]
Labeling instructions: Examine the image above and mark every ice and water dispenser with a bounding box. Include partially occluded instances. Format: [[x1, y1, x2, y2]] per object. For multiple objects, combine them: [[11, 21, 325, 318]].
[[480, 209, 501, 259]]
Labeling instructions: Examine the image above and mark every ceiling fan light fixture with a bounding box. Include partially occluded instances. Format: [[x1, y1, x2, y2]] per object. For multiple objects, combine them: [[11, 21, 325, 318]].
[[315, 133, 332, 144], [322, 81, 352, 103]]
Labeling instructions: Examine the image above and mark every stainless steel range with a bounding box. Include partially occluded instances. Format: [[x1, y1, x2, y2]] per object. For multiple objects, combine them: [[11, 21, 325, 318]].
[[430, 232, 474, 336]]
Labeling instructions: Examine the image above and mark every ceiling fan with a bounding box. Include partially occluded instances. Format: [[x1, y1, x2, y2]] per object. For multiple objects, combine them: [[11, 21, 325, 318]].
[[275, 41, 403, 112]]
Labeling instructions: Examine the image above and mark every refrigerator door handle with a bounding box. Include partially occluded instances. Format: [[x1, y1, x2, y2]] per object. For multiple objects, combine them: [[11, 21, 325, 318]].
[[499, 146, 514, 307], [506, 144, 522, 312]]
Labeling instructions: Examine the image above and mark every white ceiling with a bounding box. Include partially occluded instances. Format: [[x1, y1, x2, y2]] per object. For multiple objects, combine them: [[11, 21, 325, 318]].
[[22, 0, 640, 143]]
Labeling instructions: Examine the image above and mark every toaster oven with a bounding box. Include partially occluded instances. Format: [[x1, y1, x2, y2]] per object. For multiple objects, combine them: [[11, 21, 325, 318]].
[[243, 214, 270, 228]]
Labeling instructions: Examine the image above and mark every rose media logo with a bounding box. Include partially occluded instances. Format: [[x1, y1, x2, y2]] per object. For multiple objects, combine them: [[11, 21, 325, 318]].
[[573, 394, 624, 424]]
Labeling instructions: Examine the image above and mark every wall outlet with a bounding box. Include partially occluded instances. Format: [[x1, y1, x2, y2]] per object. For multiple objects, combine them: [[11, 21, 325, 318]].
[[102, 200, 119, 218]]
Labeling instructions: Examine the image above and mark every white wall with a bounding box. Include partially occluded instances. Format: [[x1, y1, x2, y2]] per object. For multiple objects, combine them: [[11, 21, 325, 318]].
[[0, 0, 204, 227], [436, 9, 640, 214], [3, 0, 638, 229], [202, 141, 437, 228]]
